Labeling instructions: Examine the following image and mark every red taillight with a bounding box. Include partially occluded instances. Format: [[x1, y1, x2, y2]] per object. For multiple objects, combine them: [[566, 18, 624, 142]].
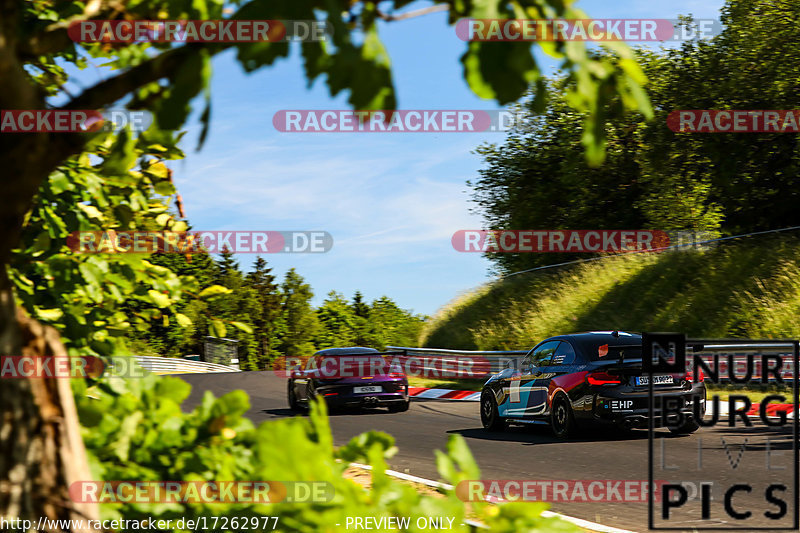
[[389, 365, 405, 379], [686, 368, 704, 382], [324, 392, 338, 396], [586, 372, 622, 386]]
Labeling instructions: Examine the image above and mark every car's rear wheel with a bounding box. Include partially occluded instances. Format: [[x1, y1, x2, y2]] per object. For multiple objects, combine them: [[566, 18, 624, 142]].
[[388, 400, 410, 413], [481, 390, 505, 431], [551, 394, 576, 439], [287, 382, 301, 411]]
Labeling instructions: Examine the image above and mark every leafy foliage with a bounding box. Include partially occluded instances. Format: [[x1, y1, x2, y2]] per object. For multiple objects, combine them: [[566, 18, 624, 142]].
[[278, 268, 322, 359], [8, 128, 227, 358], [16, 1, 651, 165], [122, 250, 425, 367], [75, 373, 579, 532], [471, 1, 800, 275], [314, 292, 425, 350]]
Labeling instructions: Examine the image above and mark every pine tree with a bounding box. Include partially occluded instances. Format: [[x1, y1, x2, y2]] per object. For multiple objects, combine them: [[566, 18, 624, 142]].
[[317, 291, 359, 348], [278, 268, 319, 358], [245, 257, 282, 366], [215, 246, 240, 286], [352, 291, 370, 318]]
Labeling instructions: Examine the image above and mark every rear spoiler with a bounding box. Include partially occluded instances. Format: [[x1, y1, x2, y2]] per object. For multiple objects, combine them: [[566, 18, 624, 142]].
[[377, 351, 407, 357], [606, 344, 641, 368]]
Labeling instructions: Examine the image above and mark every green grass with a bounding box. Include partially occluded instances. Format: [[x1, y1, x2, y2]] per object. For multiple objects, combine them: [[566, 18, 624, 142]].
[[421, 235, 800, 350], [407, 377, 485, 391], [705, 383, 796, 404]]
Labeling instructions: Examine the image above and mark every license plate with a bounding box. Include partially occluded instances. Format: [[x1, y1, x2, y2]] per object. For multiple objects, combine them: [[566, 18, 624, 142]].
[[354, 386, 382, 394], [636, 375, 673, 386]]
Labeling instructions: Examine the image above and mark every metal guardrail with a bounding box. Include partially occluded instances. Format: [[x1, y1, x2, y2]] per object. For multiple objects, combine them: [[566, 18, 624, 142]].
[[388, 343, 798, 381], [134, 356, 241, 374], [697, 343, 796, 351], [388, 346, 528, 374]]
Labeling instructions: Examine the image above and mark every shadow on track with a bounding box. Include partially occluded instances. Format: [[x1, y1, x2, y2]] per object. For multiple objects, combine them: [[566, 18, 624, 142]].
[[447, 425, 689, 445], [262, 406, 403, 418]]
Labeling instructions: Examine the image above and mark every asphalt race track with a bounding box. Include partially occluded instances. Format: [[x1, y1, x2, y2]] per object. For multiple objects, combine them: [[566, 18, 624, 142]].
[[178, 371, 797, 533]]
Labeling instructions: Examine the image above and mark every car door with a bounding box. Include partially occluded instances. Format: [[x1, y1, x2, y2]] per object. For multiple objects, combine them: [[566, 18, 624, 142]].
[[500, 341, 559, 418], [541, 341, 578, 414]]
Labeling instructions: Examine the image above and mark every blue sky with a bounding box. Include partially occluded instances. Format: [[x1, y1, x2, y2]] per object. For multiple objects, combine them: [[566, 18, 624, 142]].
[[89, 0, 726, 316]]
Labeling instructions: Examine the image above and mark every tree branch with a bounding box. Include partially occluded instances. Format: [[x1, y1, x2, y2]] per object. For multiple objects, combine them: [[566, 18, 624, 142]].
[[62, 42, 225, 110], [19, 29, 74, 59], [375, 4, 449, 22]]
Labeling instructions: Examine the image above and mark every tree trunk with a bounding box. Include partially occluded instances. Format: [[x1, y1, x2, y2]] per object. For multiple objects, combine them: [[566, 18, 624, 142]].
[[0, 271, 98, 532]]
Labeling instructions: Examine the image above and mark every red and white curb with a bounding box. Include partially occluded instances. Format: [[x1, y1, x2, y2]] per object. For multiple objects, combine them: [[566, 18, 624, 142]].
[[409, 387, 797, 419], [408, 387, 481, 401], [348, 462, 636, 533], [714, 401, 794, 419]]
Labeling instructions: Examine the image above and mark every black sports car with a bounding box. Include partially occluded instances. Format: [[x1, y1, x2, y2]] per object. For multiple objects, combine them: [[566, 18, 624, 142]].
[[287, 347, 410, 412], [480, 331, 706, 438]]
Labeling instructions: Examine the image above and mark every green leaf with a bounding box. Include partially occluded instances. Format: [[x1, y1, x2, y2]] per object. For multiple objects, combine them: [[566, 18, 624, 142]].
[[49, 172, 73, 194], [153, 180, 175, 196], [147, 289, 171, 308], [175, 313, 192, 327], [335, 431, 396, 463], [37, 308, 64, 321], [229, 321, 253, 334], [79, 261, 103, 286], [30, 232, 52, 255], [155, 50, 211, 131], [111, 411, 143, 461], [198, 285, 232, 298], [171, 220, 188, 232], [324, 25, 397, 110], [210, 319, 226, 338], [77, 203, 105, 221], [100, 128, 137, 175], [462, 41, 540, 105], [146, 161, 170, 179]]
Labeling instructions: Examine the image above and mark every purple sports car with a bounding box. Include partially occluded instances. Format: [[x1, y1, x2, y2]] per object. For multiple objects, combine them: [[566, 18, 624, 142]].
[[287, 347, 410, 412]]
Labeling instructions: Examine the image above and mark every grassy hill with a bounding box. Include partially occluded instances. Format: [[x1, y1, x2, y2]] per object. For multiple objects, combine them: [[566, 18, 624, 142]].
[[420, 235, 800, 350]]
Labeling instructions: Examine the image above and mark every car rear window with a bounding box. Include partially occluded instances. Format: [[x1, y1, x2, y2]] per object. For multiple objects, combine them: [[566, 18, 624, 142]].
[[309, 354, 390, 376]]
